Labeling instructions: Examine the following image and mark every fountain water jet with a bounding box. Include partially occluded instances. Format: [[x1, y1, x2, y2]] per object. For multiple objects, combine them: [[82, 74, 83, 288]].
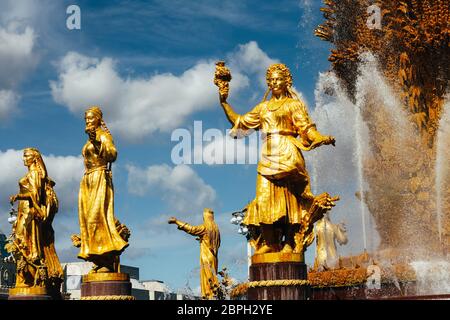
[[436, 99, 450, 249]]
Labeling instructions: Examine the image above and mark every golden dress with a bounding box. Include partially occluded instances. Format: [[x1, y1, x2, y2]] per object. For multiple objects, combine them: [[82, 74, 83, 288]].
[[78, 129, 128, 260], [231, 97, 316, 226], [178, 222, 220, 299], [14, 169, 62, 287]]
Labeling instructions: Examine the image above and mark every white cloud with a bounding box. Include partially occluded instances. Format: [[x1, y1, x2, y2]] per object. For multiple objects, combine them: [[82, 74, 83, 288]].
[[191, 130, 260, 165], [227, 41, 279, 88], [0, 0, 42, 23], [127, 163, 216, 215], [0, 25, 37, 88], [43, 154, 84, 213], [50, 41, 277, 141], [0, 12, 37, 120], [0, 90, 19, 119]]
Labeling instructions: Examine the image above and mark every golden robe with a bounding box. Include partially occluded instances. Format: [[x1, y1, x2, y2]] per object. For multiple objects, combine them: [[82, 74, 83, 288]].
[[78, 129, 128, 260], [178, 222, 220, 299], [14, 170, 63, 287], [231, 97, 316, 226]]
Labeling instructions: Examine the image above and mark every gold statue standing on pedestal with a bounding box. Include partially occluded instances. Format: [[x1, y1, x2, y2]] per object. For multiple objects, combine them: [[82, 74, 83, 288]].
[[7, 148, 63, 297], [72, 106, 129, 273], [168, 208, 221, 300], [215, 62, 339, 256]]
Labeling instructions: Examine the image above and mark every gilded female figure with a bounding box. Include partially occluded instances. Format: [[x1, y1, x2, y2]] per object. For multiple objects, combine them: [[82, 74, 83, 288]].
[[216, 63, 338, 255], [168, 208, 221, 299], [74, 106, 129, 273], [8, 148, 63, 296], [314, 212, 348, 271]]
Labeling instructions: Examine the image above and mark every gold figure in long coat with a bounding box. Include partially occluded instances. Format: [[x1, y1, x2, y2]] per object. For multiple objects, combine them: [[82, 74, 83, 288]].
[[74, 106, 129, 273], [169, 208, 221, 299]]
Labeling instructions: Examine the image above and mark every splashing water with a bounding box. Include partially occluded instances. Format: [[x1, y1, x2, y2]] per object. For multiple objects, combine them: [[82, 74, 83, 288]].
[[410, 260, 450, 295], [308, 52, 443, 259], [307, 70, 373, 256], [436, 98, 450, 245]]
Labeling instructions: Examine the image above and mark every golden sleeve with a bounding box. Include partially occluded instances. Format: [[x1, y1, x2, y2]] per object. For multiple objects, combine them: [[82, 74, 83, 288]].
[[230, 103, 262, 137], [179, 223, 207, 237], [291, 100, 317, 141], [99, 131, 118, 162]]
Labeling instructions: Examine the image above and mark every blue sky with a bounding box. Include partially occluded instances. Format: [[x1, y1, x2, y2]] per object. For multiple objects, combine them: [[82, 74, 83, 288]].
[[0, 0, 372, 293]]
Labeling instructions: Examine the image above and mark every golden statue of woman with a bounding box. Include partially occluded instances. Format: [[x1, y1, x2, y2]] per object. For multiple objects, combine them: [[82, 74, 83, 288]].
[[7, 148, 63, 297], [73, 106, 129, 273], [216, 63, 338, 255], [168, 208, 221, 299]]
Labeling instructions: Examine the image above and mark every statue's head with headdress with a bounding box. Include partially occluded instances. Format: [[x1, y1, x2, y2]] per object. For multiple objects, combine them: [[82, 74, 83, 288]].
[[262, 63, 300, 102], [84, 106, 111, 135]]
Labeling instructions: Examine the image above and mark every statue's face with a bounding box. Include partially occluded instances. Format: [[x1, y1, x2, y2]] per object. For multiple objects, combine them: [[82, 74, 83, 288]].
[[267, 71, 287, 95], [85, 111, 101, 133], [23, 151, 35, 167]]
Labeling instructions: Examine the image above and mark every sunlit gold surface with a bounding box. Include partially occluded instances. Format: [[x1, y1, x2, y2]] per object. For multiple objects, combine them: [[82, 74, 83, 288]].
[[216, 63, 338, 256], [9, 286, 48, 296], [80, 295, 135, 300], [251, 252, 304, 264], [168, 208, 220, 300], [82, 272, 130, 283], [316, 0, 450, 254], [308, 263, 416, 288], [214, 61, 232, 98], [7, 148, 63, 296], [74, 106, 129, 273]]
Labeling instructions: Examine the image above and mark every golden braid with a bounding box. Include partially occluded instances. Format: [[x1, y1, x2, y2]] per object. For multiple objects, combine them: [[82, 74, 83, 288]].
[[101, 119, 111, 135]]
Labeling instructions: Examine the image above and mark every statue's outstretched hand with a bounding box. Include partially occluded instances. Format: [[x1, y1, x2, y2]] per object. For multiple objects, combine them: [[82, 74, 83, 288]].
[[9, 194, 17, 205], [324, 135, 336, 146], [309, 193, 340, 224], [168, 217, 177, 224], [309, 135, 336, 150]]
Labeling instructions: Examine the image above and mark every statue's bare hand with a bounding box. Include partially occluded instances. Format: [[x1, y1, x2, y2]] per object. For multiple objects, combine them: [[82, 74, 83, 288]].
[[168, 217, 177, 224], [324, 135, 336, 146], [315, 193, 339, 211]]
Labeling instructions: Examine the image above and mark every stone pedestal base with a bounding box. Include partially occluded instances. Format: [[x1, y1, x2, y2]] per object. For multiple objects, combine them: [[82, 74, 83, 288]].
[[8, 287, 52, 300], [248, 253, 309, 300], [81, 273, 135, 300]]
